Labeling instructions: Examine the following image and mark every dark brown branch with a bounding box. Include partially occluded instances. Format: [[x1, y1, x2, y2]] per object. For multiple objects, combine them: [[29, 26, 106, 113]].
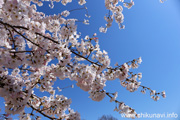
[[10, 50, 33, 53], [69, 7, 86, 12], [106, 92, 121, 104], [0, 21, 60, 44], [70, 50, 102, 66], [27, 102, 60, 120], [35, 32, 60, 44], [0, 21, 43, 49]]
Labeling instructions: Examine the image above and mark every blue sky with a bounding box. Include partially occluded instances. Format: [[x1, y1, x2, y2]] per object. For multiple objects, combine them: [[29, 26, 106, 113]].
[[1, 0, 180, 120]]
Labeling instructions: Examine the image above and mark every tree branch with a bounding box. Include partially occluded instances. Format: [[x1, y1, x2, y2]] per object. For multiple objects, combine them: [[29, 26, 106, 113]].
[[27, 102, 60, 120]]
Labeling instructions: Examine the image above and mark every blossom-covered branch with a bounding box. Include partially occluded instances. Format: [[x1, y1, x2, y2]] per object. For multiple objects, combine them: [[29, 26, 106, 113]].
[[0, 0, 165, 119]]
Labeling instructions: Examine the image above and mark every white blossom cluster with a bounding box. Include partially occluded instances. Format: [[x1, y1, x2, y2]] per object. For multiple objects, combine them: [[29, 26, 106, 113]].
[[101, 0, 165, 32], [141, 89, 166, 101], [0, 70, 32, 115], [114, 102, 138, 119], [0, 0, 166, 119], [29, 95, 79, 119], [100, 0, 135, 33]]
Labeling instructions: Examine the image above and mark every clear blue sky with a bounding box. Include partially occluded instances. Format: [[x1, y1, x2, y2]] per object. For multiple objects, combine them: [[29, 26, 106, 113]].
[[1, 0, 180, 120]]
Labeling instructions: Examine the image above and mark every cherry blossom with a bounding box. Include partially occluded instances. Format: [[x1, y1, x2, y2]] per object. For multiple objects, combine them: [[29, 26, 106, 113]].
[[0, 0, 166, 119]]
